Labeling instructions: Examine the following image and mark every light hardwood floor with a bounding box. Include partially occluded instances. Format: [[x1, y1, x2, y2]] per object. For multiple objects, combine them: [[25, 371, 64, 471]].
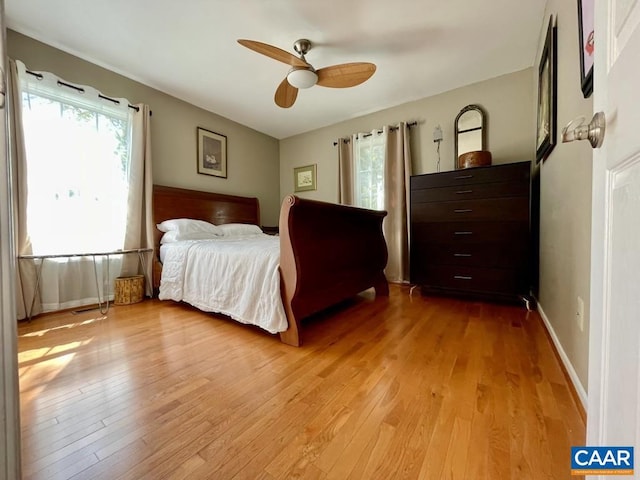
[[18, 286, 585, 479]]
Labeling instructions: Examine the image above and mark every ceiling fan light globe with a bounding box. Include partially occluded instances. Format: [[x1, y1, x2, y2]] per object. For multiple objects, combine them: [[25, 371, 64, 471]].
[[287, 69, 318, 89]]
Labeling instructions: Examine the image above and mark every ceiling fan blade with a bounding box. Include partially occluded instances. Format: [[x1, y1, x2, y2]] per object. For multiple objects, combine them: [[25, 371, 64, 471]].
[[316, 62, 377, 88], [237, 39, 309, 67], [275, 78, 298, 108]]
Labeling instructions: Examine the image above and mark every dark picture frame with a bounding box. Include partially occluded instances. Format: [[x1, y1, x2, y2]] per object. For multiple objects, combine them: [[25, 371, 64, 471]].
[[536, 17, 557, 163], [577, 0, 594, 97], [197, 127, 227, 178]]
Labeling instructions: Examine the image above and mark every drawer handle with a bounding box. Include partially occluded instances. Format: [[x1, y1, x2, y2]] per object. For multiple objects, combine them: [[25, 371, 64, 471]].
[[454, 275, 473, 280], [454, 209, 473, 213], [454, 231, 473, 235], [454, 175, 474, 179], [454, 253, 472, 257], [455, 190, 473, 194]]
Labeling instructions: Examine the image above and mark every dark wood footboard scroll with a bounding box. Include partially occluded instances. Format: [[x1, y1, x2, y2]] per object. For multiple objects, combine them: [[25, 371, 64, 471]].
[[278, 195, 388, 346]]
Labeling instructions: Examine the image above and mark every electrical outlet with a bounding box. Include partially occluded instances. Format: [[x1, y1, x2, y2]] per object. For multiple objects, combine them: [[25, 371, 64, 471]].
[[433, 125, 443, 142], [576, 296, 584, 331]]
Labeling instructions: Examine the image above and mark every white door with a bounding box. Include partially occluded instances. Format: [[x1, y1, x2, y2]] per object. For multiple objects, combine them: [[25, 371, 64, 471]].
[[0, 0, 22, 478], [587, 0, 640, 472]]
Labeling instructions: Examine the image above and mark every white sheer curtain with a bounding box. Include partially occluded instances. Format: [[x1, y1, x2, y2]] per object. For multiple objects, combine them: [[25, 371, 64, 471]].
[[11, 60, 153, 317], [338, 123, 412, 283], [354, 129, 386, 210]]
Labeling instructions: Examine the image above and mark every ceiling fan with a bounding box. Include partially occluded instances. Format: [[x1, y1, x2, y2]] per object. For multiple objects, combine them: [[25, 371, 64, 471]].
[[237, 38, 376, 108]]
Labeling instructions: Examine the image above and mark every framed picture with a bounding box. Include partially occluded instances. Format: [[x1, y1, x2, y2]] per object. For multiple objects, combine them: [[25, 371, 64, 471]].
[[197, 127, 227, 178], [293, 164, 317, 192], [536, 17, 557, 163], [577, 0, 594, 97]]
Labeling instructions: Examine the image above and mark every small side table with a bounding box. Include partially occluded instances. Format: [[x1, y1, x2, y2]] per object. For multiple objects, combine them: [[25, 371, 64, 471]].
[[18, 248, 153, 321]]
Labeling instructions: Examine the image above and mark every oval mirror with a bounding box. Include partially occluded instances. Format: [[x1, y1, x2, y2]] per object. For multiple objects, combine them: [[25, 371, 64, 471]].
[[454, 105, 486, 169]]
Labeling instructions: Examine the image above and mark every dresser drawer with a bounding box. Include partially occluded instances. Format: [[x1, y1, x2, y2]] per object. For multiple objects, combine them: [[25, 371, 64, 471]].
[[411, 178, 529, 203], [411, 197, 529, 222], [411, 240, 528, 269], [410, 162, 530, 190], [411, 221, 529, 244], [415, 265, 527, 296]]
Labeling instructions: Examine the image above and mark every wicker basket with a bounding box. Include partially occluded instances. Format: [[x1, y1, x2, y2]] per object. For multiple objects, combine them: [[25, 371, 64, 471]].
[[114, 275, 145, 305]]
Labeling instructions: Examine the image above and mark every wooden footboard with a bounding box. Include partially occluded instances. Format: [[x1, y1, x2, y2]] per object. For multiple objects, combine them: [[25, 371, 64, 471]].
[[278, 195, 388, 346]]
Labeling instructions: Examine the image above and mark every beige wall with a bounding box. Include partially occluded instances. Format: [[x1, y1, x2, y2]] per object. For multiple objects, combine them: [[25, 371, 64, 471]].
[[10, 18, 591, 395], [7, 30, 282, 226], [280, 69, 535, 202], [533, 4, 593, 394]]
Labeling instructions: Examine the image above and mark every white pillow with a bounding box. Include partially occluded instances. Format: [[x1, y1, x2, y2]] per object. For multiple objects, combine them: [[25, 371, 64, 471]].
[[156, 218, 222, 235], [160, 230, 221, 244], [217, 223, 263, 237]]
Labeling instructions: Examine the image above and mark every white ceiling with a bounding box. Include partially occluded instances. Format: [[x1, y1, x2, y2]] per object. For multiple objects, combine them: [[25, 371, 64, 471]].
[[6, 0, 547, 139]]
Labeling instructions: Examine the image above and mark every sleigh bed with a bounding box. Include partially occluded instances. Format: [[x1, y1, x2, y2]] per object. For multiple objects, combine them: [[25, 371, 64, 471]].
[[152, 185, 388, 346]]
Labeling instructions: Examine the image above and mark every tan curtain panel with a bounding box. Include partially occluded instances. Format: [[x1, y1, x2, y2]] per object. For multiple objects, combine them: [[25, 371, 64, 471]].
[[8, 59, 37, 320], [383, 123, 412, 283], [122, 103, 154, 296], [337, 136, 355, 204]]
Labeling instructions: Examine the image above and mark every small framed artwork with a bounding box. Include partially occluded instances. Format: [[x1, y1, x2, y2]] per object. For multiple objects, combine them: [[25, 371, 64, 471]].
[[293, 164, 317, 192], [536, 17, 557, 163], [577, 0, 594, 98], [197, 127, 227, 178]]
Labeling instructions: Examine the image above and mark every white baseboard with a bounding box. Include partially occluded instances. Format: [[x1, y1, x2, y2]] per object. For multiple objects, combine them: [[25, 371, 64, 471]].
[[537, 303, 588, 411]]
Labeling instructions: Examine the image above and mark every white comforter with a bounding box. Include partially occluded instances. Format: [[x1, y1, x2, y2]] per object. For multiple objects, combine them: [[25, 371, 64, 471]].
[[158, 235, 288, 334]]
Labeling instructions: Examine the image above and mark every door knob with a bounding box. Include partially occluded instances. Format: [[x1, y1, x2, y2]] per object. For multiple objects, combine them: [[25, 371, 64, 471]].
[[561, 111, 606, 148]]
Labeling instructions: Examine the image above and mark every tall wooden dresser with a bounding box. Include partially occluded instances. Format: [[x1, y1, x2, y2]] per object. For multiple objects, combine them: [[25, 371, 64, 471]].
[[410, 161, 531, 302]]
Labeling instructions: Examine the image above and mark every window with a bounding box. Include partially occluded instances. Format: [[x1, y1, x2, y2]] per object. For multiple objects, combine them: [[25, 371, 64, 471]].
[[354, 133, 385, 210], [20, 70, 133, 255]]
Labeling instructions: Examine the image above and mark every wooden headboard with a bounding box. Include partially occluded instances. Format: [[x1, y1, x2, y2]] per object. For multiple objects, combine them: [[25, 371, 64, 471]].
[[152, 184, 260, 261]]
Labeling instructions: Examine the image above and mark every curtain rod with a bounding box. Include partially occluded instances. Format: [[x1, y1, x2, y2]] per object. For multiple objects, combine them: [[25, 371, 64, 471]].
[[25, 69, 149, 114], [333, 121, 417, 146]]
